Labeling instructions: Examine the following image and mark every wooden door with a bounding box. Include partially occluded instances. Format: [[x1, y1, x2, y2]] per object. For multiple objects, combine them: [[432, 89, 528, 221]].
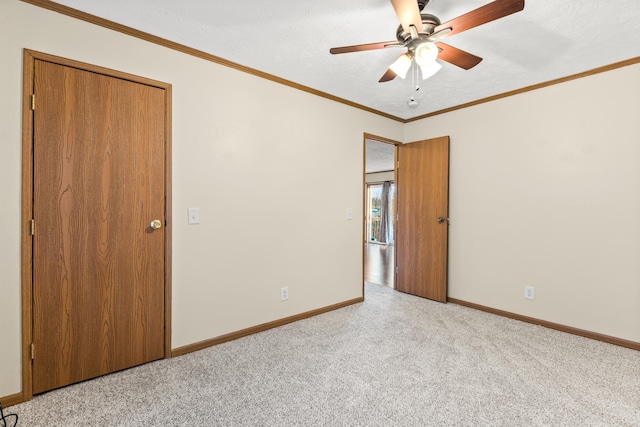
[[396, 136, 449, 302], [32, 59, 166, 394]]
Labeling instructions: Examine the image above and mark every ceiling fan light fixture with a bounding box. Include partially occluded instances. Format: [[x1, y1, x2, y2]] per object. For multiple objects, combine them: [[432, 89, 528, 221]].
[[418, 60, 442, 80], [414, 41, 439, 66], [330, 0, 526, 84], [389, 53, 412, 79]]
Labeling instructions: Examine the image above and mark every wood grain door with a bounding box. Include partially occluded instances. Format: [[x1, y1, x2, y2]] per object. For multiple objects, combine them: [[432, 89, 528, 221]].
[[32, 59, 166, 394], [396, 136, 449, 302]]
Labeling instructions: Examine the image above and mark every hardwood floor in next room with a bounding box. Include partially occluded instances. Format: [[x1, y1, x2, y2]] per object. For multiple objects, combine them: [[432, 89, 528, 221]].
[[364, 243, 394, 288]]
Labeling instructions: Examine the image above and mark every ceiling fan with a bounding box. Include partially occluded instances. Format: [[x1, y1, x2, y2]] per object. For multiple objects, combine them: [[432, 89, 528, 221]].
[[330, 0, 525, 82]]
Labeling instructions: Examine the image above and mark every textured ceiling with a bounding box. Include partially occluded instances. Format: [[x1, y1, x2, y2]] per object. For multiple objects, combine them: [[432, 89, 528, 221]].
[[51, 0, 640, 120], [366, 140, 395, 173]]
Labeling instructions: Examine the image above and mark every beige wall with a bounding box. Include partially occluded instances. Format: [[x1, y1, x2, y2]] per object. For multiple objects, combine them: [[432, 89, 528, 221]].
[[405, 63, 640, 343], [3, 0, 639, 402], [0, 0, 403, 397]]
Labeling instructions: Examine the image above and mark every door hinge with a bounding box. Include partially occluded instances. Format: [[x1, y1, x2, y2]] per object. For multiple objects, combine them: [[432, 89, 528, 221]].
[[396, 160, 399, 169], [395, 266, 398, 273], [31, 94, 35, 110], [30, 343, 35, 360], [31, 219, 35, 235]]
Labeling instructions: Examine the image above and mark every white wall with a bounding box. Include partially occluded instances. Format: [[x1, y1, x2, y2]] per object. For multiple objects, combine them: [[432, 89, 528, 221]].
[[0, 0, 403, 398], [405, 63, 640, 343]]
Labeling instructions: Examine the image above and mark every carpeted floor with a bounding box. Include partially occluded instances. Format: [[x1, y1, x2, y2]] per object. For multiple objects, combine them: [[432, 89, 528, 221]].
[[9, 282, 640, 426]]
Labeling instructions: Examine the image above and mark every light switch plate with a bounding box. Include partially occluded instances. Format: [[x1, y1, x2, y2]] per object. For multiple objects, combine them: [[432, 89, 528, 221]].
[[188, 207, 200, 225], [346, 208, 353, 220]]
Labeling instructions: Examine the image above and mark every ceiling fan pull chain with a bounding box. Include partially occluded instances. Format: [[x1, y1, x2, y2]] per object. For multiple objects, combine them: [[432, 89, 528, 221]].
[[410, 62, 416, 98], [408, 62, 420, 108]]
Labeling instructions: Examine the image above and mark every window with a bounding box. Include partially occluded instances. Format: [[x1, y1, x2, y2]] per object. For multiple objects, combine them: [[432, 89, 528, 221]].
[[366, 182, 395, 243]]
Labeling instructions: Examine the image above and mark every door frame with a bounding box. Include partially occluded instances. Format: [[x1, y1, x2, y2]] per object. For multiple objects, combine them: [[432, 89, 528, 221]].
[[21, 49, 173, 401], [362, 133, 401, 294]]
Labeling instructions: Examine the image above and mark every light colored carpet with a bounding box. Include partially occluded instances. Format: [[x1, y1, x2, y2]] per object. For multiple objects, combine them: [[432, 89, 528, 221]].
[[10, 283, 640, 426]]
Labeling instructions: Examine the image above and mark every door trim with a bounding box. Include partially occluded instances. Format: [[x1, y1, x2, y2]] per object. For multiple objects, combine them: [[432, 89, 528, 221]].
[[21, 49, 173, 401]]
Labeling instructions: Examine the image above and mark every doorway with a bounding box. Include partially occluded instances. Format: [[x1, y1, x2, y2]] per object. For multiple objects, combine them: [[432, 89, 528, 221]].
[[364, 136, 398, 289], [363, 134, 450, 303], [22, 50, 172, 398]]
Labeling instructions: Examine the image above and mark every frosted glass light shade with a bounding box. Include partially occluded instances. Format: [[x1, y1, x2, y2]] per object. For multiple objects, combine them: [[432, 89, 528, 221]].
[[418, 61, 442, 80], [389, 54, 412, 79], [414, 42, 439, 66]]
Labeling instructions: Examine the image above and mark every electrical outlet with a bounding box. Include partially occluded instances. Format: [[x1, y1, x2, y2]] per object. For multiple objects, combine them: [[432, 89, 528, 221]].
[[524, 286, 535, 300], [280, 286, 289, 301]]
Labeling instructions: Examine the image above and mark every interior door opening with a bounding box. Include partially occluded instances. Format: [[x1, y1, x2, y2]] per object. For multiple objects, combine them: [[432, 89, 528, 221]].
[[364, 137, 397, 289], [363, 134, 450, 302]]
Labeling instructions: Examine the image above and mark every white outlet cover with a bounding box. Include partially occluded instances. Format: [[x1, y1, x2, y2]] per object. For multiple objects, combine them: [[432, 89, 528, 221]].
[[524, 286, 535, 300]]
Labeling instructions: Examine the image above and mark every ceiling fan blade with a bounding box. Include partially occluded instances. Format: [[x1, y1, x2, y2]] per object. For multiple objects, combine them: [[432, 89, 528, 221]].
[[434, 0, 524, 38], [330, 41, 402, 55], [426, 27, 452, 42], [390, 0, 423, 35], [379, 68, 397, 83], [436, 43, 482, 70]]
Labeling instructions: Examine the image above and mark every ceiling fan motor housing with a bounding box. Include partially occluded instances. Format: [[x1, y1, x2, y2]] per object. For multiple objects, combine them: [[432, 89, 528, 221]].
[[418, 0, 430, 11], [396, 14, 441, 43]]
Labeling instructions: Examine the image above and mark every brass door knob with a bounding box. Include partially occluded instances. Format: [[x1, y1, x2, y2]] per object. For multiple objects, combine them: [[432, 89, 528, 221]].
[[150, 219, 162, 230]]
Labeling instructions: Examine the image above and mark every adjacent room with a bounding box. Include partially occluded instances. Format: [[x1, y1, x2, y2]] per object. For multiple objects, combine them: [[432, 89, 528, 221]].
[[1, 0, 639, 424], [364, 138, 396, 289]]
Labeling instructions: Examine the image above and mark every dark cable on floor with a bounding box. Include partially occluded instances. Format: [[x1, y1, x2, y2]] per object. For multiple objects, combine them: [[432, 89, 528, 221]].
[[0, 402, 18, 427]]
